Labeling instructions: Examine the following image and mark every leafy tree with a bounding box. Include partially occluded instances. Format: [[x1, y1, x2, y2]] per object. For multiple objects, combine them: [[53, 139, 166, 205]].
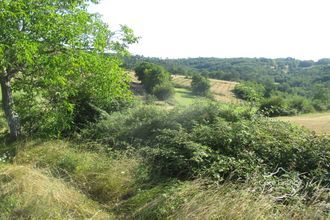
[[0, 0, 138, 138], [287, 96, 314, 114], [191, 74, 210, 96], [152, 82, 175, 100], [134, 62, 173, 97]]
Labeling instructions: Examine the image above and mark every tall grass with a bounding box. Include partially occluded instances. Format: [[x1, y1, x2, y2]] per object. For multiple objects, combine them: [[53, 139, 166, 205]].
[[117, 180, 327, 220], [14, 140, 146, 204], [0, 164, 111, 219]]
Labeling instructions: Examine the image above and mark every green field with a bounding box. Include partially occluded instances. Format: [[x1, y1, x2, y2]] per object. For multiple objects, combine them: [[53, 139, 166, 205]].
[[277, 112, 330, 134], [173, 87, 199, 106], [172, 75, 240, 103]]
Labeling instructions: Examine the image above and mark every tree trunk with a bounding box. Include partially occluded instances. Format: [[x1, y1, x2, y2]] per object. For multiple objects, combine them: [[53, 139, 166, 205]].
[[1, 73, 21, 140]]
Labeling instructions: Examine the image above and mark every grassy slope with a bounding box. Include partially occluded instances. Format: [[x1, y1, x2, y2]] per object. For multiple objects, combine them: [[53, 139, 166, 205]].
[[130, 72, 240, 106], [0, 164, 112, 219], [0, 75, 328, 218], [172, 75, 240, 103], [277, 112, 330, 134], [173, 87, 199, 106], [0, 140, 325, 220]]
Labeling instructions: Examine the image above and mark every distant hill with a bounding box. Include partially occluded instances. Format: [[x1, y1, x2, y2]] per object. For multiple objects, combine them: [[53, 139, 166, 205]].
[[125, 56, 330, 113]]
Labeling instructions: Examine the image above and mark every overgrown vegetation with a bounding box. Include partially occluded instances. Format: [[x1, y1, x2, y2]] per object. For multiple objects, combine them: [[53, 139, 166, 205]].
[[191, 74, 211, 97], [134, 62, 175, 100], [0, 101, 329, 219], [0, 164, 112, 219], [84, 102, 330, 183], [234, 81, 318, 116], [0, 1, 329, 219]]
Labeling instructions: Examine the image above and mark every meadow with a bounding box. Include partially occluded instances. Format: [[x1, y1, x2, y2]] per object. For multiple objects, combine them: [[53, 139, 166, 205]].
[[172, 75, 240, 103], [277, 112, 330, 134]]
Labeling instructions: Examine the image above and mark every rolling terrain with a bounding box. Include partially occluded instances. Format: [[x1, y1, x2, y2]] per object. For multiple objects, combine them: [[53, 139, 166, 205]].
[[277, 112, 330, 134], [172, 75, 240, 103]]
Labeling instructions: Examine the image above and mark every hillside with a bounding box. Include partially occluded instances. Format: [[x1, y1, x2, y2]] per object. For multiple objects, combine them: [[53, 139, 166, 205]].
[[172, 75, 240, 103], [125, 56, 330, 115], [277, 112, 330, 134], [1, 1, 330, 219], [1, 102, 330, 219]]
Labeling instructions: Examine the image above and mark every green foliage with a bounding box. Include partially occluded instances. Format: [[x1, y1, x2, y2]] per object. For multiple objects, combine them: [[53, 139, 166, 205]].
[[258, 96, 289, 116], [234, 82, 265, 102], [287, 96, 315, 114], [0, 0, 137, 137], [126, 56, 330, 113], [134, 62, 172, 93], [258, 95, 316, 117], [152, 82, 175, 101], [191, 74, 211, 96], [84, 102, 330, 185]]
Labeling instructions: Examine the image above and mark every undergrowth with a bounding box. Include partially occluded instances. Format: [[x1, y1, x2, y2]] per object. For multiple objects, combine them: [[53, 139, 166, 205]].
[[0, 164, 112, 219], [0, 101, 329, 219]]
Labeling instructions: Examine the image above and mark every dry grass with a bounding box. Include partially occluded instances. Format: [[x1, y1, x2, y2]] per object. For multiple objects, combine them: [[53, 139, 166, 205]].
[[0, 164, 112, 219], [172, 75, 240, 103], [120, 179, 326, 220], [171, 181, 326, 220], [14, 140, 142, 204], [277, 112, 330, 134]]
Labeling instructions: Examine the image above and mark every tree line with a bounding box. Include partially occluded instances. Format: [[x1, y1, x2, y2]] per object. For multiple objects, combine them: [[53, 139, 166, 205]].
[[125, 56, 330, 115]]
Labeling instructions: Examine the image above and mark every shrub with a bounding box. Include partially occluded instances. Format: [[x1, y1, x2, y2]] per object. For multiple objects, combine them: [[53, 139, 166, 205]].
[[287, 96, 315, 114], [134, 62, 171, 93], [258, 96, 290, 116], [191, 74, 211, 96], [233, 82, 265, 102], [84, 101, 330, 183], [152, 82, 175, 100]]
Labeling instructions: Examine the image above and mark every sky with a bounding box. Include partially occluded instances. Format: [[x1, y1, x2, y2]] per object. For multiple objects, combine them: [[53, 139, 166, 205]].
[[89, 0, 330, 60]]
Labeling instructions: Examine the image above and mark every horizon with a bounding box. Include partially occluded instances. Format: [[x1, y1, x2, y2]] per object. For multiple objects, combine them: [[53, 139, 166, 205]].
[[127, 55, 330, 62], [89, 0, 330, 60]]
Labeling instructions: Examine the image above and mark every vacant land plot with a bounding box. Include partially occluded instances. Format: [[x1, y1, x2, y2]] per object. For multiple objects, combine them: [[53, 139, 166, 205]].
[[172, 75, 240, 103], [277, 112, 330, 134]]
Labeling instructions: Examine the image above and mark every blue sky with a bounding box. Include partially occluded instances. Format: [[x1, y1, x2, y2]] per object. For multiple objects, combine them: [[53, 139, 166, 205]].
[[89, 0, 330, 60]]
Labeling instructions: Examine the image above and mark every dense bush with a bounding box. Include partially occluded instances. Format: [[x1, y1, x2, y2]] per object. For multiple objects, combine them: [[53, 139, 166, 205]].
[[84, 102, 330, 184], [152, 82, 175, 101], [258, 95, 316, 117], [287, 96, 315, 114], [233, 82, 265, 102], [258, 96, 290, 116], [134, 62, 172, 94], [191, 74, 211, 96]]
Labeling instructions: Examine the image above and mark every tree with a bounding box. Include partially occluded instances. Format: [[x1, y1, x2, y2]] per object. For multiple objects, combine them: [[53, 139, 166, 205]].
[[152, 82, 175, 100], [191, 74, 210, 96], [134, 62, 173, 95], [0, 0, 138, 139], [233, 82, 265, 102]]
